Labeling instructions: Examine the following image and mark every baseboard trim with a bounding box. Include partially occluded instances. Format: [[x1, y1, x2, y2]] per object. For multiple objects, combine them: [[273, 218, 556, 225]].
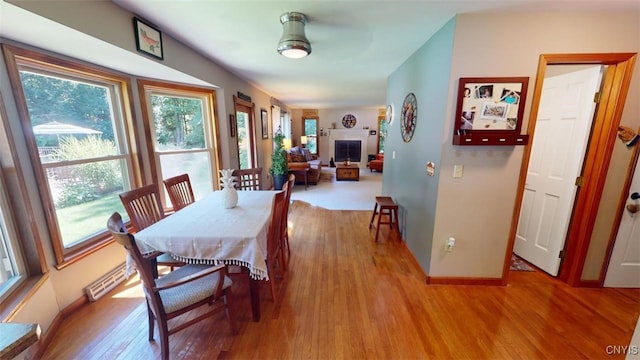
[[426, 276, 504, 286], [576, 279, 602, 288]]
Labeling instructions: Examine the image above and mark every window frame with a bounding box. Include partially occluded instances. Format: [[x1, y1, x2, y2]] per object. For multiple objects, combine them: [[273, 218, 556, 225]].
[[302, 117, 319, 155], [137, 79, 222, 206], [3, 44, 141, 269], [0, 147, 27, 304]]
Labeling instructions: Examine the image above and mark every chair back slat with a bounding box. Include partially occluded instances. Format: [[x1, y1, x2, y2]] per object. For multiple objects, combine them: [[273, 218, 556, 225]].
[[119, 184, 165, 231], [163, 174, 195, 211], [231, 168, 263, 191]]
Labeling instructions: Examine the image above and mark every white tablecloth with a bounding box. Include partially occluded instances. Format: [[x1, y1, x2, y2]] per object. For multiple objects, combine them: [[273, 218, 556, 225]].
[[134, 190, 277, 280]]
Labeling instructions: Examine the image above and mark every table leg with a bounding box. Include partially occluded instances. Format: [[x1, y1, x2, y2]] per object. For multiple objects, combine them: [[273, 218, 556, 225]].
[[249, 276, 261, 321], [304, 170, 308, 190]]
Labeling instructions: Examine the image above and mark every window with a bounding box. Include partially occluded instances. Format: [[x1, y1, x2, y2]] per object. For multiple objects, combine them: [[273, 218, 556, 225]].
[[4, 45, 138, 267], [138, 80, 221, 204], [303, 117, 318, 154], [377, 115, 387, 154], [0, 167, 26, 302]]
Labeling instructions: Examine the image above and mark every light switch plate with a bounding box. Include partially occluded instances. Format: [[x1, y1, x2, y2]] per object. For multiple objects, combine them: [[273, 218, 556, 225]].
[[453, 164, 463, 178]]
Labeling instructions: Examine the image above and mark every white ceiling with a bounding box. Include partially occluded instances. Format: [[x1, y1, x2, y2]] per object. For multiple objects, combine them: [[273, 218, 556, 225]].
[[3, 0, 639, 109]]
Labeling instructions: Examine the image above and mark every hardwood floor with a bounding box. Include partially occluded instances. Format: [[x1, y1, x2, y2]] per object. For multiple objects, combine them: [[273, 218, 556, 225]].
[[42, 200, 640, 359]]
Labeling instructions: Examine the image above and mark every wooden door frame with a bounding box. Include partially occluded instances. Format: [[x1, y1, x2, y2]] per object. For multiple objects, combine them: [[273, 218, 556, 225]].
[[504, 53, 637, 287], [233, 95, 258, 168]]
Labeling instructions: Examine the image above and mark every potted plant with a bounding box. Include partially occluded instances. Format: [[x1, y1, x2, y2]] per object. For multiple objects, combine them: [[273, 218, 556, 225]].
[[270, 128, 289, 190]]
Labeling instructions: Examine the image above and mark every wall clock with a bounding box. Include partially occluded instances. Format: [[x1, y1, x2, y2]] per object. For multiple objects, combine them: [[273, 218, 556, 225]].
[[342, 114, 357, 128], [386, 104, 394, 125], [400, 93, 417, 142]]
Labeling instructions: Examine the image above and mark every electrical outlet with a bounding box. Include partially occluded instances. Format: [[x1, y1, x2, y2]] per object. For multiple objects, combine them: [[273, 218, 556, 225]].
[[445, 237, 455, 252]]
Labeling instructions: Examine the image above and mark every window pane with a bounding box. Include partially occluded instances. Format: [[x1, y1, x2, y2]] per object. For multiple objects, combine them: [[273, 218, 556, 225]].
[[379, 119, 387, 153], [47, 159, 127, 247], [0, 206, 21, 297], [21, 71, 115, 161], [159, 152, 212, 201], [236, 112, 251, 169], [19, 70, 130, 249], [304, 119, 317, 154], [152, 95, 205, 151]]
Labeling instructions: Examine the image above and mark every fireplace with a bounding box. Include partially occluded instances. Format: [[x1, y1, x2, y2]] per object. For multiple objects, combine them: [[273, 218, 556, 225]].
[[334, 140, 361, 162], [328, 129, 369, 167]]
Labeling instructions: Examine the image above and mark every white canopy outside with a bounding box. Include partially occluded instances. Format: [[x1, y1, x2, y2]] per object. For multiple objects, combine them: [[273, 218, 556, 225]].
[[33, 121, 102, 135]]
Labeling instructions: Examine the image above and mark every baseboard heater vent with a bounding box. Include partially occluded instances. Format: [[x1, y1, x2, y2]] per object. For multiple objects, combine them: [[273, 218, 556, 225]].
[[84, 263, 127, 302]]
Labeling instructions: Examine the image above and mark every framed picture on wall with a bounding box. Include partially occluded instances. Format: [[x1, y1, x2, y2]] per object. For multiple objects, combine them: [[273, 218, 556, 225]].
[[133, 17, 163, 60], [261, 108, 269, 139]]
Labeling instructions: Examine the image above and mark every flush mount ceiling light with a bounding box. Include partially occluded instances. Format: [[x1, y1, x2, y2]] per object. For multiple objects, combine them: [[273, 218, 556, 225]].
[[277, 12, 311, 59]]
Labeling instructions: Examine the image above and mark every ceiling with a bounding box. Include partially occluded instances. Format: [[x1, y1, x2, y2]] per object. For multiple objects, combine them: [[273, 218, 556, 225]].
[[2, 1, 639, 110]]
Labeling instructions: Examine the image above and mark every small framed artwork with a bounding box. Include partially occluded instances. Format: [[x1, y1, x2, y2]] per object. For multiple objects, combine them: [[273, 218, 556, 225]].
[[260, 108, 269, 139], [369, 130, 377, 135], [229, 114, 236, 137], [133, 17, 163, 60]]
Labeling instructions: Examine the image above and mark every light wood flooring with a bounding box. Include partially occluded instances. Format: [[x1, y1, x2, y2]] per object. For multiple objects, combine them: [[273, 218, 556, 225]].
[[41, 200, 640, 359]]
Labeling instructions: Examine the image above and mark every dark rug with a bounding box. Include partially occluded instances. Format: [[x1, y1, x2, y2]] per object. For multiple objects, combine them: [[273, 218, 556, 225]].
[[510, 254, 534, 271]]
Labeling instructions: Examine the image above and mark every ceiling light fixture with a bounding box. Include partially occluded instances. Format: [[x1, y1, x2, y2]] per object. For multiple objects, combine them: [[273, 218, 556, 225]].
[[277, 12, 311, 59]]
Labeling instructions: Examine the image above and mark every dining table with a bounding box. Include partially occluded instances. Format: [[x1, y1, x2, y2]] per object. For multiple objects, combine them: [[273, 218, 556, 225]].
[[134, 189, 277, 322]]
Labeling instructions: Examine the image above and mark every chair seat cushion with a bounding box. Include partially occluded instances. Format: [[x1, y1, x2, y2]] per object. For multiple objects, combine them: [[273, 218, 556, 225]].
[[156, 264, 233, 313]]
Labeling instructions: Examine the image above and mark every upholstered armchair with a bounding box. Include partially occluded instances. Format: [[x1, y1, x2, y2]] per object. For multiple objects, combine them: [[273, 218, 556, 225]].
[[368, 154, 384, 172]]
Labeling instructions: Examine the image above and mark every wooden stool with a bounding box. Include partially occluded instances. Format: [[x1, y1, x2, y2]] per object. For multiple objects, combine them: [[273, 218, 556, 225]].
[[369, 196, 399, 242]]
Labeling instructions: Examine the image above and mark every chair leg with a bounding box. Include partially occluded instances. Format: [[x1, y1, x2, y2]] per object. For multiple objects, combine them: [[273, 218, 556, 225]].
[[159, 321, 170, 360], [146, 303, 155, 341], [223, 292, 238, 335], [267, 260, 277, 302]]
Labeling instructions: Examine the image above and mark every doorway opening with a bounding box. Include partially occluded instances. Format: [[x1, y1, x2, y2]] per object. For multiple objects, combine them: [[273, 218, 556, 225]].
[[234, 95, 257, 170], [506, 53, 637, 287]]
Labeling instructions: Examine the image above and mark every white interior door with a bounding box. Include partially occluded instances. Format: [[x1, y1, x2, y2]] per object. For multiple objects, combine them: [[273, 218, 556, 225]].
[[605, 156, 640, 288], [514, 65, 603, 275]]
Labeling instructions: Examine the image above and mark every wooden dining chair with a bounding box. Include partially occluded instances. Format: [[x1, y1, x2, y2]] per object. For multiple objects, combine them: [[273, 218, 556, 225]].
[[266, 187, 287, 301], [232, 167, 263, 190], [119, 184, 184, 270], [163, 173, 195, 212], [280, 174, 295, 270], [107, 212, 237, 360]]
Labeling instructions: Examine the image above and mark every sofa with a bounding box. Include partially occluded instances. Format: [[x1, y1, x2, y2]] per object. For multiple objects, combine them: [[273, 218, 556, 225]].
[[368, 153, 384, 172], [286, 146, 323, 185]]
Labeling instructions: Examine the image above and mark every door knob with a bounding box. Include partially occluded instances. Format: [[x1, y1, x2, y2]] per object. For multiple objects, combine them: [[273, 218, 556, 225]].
[[627, 204, 640, 214], [631, 192, 640, 200]]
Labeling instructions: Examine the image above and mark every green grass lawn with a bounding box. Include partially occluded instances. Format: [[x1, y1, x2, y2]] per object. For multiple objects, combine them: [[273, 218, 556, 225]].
[[56, 193, 126, 247]]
